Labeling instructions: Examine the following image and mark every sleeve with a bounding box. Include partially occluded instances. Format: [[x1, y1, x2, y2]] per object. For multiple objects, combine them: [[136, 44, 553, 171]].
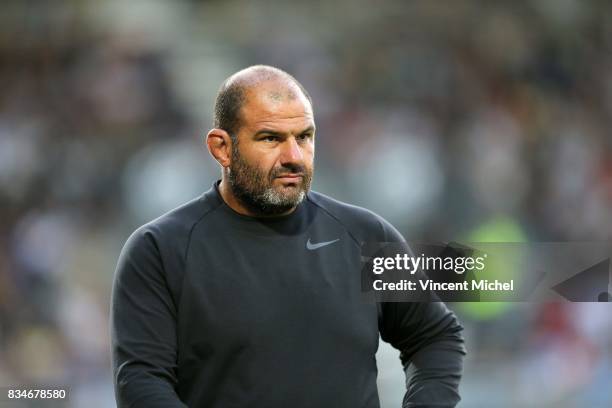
[[110, 228, 188, 408], [379, 300, 466, 408], [376, 219, 466, 408]]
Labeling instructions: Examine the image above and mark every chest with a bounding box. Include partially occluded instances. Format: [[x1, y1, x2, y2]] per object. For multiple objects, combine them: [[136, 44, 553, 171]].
[[176, 229, 378, 356]]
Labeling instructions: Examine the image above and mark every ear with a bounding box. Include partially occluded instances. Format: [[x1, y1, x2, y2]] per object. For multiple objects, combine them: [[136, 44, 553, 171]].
[[206, 128, 233, 168]]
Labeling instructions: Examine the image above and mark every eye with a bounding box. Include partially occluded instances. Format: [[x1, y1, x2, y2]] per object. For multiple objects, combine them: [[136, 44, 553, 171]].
[[262, 135, 279, 142], [297, 133, 312, 141]]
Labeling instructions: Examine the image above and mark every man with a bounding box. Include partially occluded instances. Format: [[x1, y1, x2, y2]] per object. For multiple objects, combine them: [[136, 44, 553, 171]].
[[111, 65, 465, 407]]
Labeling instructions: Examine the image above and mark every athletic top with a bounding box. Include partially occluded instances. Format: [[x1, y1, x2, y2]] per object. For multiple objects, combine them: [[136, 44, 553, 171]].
[[111, 182, 465, 408]]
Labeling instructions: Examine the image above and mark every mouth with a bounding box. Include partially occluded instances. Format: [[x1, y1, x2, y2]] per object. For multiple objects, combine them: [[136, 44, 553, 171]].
[[275, 174, 304, 183]]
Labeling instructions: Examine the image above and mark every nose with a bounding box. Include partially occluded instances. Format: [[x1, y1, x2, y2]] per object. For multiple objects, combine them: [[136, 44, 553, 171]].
[[280, 137, 304, 165]]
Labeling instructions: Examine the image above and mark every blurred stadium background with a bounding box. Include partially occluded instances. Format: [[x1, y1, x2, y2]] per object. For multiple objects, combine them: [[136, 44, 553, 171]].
[[0, 1, 611, 407]]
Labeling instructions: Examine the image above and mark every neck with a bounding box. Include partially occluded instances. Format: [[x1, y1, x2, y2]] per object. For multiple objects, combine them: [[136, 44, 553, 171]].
[[218, 177, 298, 218]]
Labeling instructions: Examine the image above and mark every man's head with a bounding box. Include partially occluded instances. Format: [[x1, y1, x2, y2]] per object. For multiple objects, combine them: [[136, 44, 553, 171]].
[[207, 65, 316, 216]]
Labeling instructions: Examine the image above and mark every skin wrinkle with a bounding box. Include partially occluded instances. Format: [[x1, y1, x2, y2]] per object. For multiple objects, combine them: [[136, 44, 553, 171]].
[[213, 65, 312, 142]]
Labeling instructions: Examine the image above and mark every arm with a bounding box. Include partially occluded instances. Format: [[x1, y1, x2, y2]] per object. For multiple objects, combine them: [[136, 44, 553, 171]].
[[110, 228, 187, 408], [374, 219, 466, 407], [379, 300, 466, 408]]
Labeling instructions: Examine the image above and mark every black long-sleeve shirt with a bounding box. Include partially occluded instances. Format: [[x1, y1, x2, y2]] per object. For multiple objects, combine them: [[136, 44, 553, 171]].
[[111, 182, 465, 407]]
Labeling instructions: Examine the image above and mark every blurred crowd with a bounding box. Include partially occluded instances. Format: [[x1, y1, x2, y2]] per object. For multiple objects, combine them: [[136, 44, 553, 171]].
[[0, 1, 611, 407]]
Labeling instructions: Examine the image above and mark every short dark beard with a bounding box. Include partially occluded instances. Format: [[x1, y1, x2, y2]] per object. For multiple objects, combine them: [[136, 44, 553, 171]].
[[227, 144, 312, 216]]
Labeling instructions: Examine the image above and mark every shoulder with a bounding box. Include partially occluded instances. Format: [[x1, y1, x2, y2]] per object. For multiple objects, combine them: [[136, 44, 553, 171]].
[[124, 187, 221, 253], [307, 190, 405, 243]]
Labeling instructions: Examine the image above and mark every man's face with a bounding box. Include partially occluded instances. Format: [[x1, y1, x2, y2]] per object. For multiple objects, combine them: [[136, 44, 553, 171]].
[[227, 83, 315, 215]]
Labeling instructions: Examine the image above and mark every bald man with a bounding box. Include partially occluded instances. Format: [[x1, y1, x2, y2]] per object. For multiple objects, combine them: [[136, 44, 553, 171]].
[[111, 65, 465, 408]]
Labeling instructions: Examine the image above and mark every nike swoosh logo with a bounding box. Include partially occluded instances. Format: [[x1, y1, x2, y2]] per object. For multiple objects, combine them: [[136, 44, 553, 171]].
[[306, 238, 340, 250]]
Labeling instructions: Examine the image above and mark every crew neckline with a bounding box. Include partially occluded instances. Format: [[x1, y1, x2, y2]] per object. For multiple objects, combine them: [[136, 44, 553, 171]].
[[208, 180, 311, 237]]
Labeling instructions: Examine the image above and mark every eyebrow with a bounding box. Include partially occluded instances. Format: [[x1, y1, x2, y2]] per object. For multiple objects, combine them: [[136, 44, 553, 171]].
[[254, 125, 316, 137]]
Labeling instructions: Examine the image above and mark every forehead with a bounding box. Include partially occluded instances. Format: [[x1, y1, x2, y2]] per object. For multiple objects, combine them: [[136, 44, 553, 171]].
[[239, 83, 314, 132]]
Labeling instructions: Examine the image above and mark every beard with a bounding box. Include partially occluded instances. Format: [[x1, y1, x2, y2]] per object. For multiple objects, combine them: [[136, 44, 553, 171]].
[[227, 146, 313, 216]]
